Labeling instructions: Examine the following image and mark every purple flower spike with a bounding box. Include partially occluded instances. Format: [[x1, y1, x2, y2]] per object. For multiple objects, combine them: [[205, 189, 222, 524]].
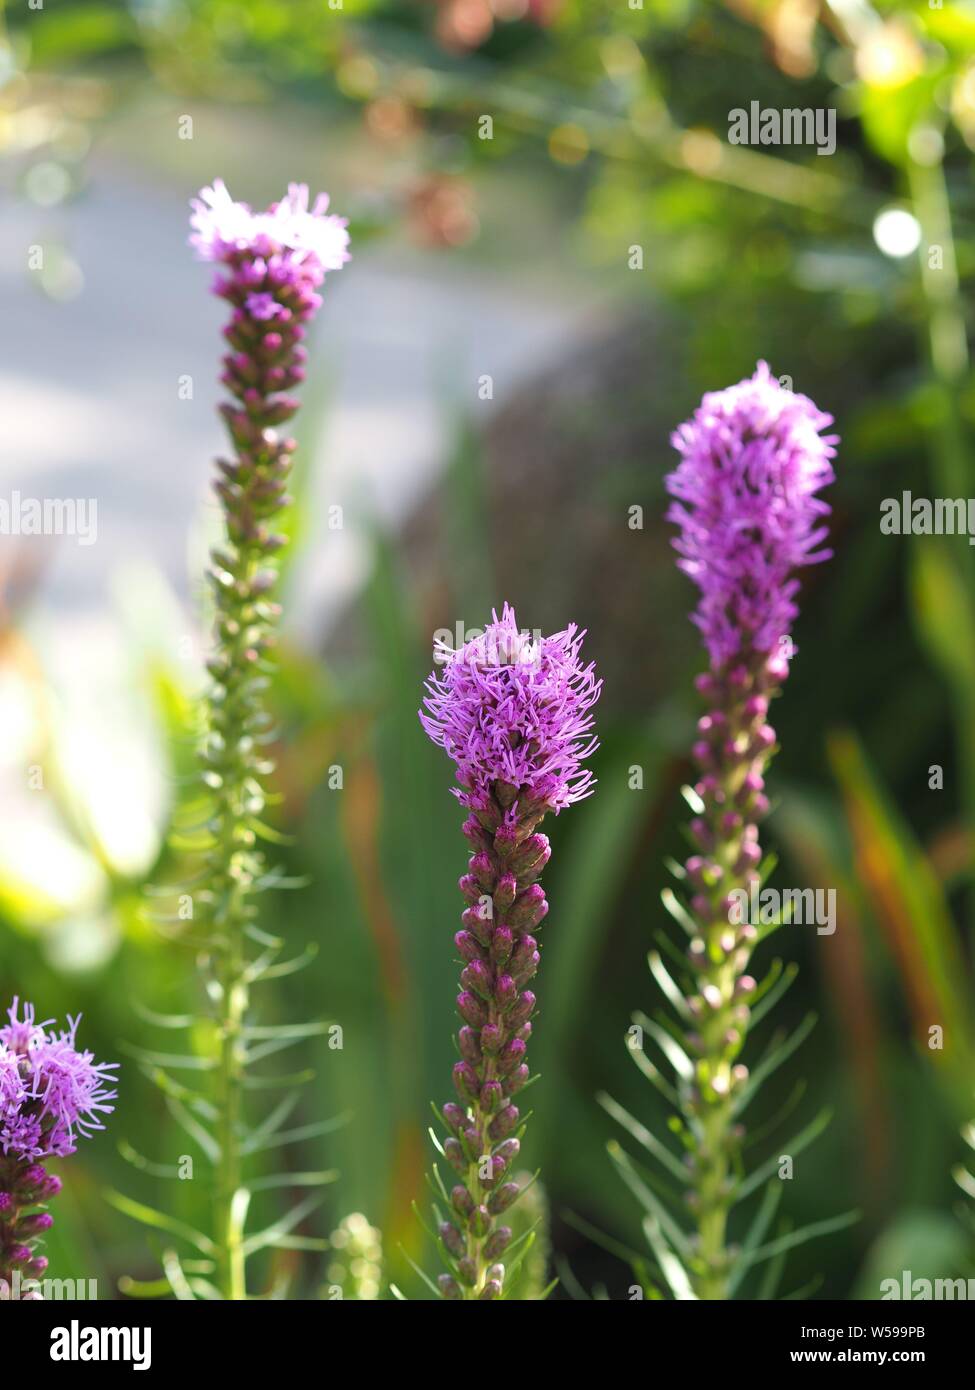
[[666, 362, 837, 669], [420, 603, 601, 815], [0, 1000, 116, 1296], [419, 606, 600, 1300], [618, 370, 840, 1299]]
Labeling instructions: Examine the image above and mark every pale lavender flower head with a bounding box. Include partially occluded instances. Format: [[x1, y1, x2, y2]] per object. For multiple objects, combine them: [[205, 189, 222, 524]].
[[189, 180, 349, 423], [0, 1000, 117, 1160], [666, 362, 837, 668], [190, 179, 350, 278], [420, 603, 601, 814]]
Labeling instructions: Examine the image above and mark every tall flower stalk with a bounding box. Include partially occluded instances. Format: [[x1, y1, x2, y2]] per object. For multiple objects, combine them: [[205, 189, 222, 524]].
[[1, 999, 117, 1299], [199, 182, 349, 1299], [606, 364, 849, 1299], [419, 604, 600, 1299], [191, 181, 347, 1300], [118, 182, 348, 1300]]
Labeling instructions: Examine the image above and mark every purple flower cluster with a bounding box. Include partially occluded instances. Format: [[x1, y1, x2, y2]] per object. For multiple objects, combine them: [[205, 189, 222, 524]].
[[420, 603, 601, 816], [0, 1000, 117, 1161], [1, 1001, 116, 1293], [190, 181, 349, 444], [666, 361, 837, 668]]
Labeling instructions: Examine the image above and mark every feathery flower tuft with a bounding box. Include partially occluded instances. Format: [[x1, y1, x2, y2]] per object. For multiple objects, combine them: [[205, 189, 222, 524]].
[[666, 361, 837, 667], [0, 999, 117, 1160], [419, 606, 600, 1300], [0, 1000, 116, 1295], [420, 603, 601, 815]]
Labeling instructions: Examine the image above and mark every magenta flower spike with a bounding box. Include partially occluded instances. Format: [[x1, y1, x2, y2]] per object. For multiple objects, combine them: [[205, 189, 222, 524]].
[[0, 999, 117, 1297], [633, 363, 838, 1298], [419, 604, 600, 1299], [667, 359, 836, 669]]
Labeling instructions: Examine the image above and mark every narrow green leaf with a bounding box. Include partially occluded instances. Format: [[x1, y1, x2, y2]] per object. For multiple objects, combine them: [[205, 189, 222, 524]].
[[105, 1190, 216, 1256], [727, 1182, 782, 1297], [243, 1114, 348, 1156], [140, 1067, 216, 1123], [647, 950, 693, 1021], [117, 1140, 184, 1180], [733, 1109, 832, 1205], [661, 887, 698, 937], [242, 1021, 331, 1041], [748, 960, 799, 1028], [641, 1214, 697, 1301], [248, 1170, 339, 1192], [165, 1095, 221, 1164], [953, 1164, 975, 1199], [121, 1042, 214, 1072], [161, 1249, 197, 1301], [743, 1210, 860, 1269], [247, 944, 318, 983], [241, 1193, 326, 1258], [607, 1141, 691, 1259], [132, 1002, 195, 1030], [627, 1031, 680, 1106], [562, 1209, 654, 1270], [597, 1091, 688, 1182], [500, 1231, 538, 1288], [239, 1093, 300, 1154], [117, 1276, 174, 1299], [242, 1069, 315, 1090], [633, 1010, 695, 1081], [734, 1014, 817, 1116], [743, 1080, 808, 1151], [399, 1248, 443, 1300]]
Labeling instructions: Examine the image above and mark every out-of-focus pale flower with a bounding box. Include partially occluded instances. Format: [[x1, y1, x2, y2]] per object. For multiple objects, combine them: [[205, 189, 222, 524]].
[[189, 179, 350, 275]]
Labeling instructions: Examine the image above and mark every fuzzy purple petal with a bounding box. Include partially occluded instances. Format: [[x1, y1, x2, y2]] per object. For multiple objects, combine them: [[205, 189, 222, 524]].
[[666, 361, 837, 668], [419, 603, 601, 812], [0, 1001, 117, 1161]]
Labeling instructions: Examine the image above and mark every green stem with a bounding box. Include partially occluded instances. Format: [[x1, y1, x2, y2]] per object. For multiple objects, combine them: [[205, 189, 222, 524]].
[[686, 658, 776, 1298], [209, 540, 258, 1299], [214, 885, 247, 1301], [203, 457, 287, 1298]]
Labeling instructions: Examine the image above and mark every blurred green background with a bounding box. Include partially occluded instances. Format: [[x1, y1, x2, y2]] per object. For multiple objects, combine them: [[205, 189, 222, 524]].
[[1, 0, 974, 1299]]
